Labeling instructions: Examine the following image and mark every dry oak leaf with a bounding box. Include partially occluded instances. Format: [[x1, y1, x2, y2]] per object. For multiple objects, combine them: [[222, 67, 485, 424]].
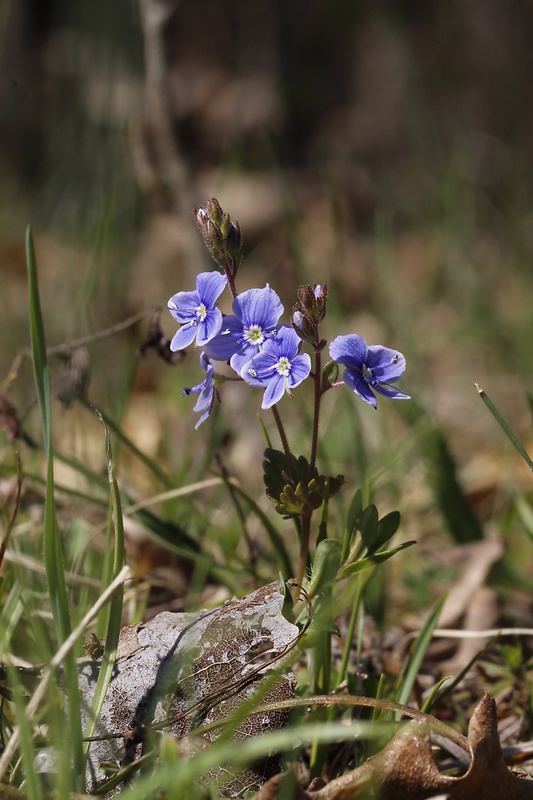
[[79, 582, 299, 794], [254, 693, 533, 800]]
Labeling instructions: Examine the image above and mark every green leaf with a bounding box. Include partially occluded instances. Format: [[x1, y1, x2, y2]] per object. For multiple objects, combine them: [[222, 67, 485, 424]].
[[374, 510, 401, 551], [357, 504, 379, 554], [306, 539, 342, 597], [340, 540, 416, 577], [263, 448, 310, 503], [340, 488, 363, 563]]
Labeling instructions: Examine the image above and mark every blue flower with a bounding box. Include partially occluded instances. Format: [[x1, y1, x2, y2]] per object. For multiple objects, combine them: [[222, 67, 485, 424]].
[[329, 334, 410, 408], [168, 271, 228, 351], [242, 327, 311, 409], [204, 285, 284, 372], [182, 352, 216, 428]]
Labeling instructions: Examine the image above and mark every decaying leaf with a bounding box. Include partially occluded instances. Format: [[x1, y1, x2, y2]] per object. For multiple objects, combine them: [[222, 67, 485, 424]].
[[253, 693, 533, 799], [79, 582, 299, 795], [52, 347, 92, 408]]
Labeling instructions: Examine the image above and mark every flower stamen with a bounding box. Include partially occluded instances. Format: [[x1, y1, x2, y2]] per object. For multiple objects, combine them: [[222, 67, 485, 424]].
[[244, 325, 265, 346]]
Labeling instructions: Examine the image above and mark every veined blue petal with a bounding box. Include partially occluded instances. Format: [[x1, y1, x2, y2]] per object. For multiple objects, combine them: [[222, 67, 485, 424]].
[[272, 326, 301, 358], [343, 368, 377, 408], [233, 286, 284, 329], [230, 348, 257, 373], [197, 308, 223, 346], [374, 383, 410, 401], [329, 334, 367, 368], [241, 359, 269, 387], [366, 346, 406, 383], [196, 271, 228, 307], [182, 351, 215, 428], [204, 316, 242, 361], [287, 353, 311, 388], [262, 373, 286, 409], [170, 322, 198, 351], [168, 290, 201, 322]]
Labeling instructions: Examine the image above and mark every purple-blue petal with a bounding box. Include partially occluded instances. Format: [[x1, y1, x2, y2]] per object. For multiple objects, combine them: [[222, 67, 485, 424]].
[[329, 334, 368, 369], [193, 383, 214, 427], [229, 330, 278, 373], [168, 289, 201, 322], [170, 322, 198, 351], [262, 373, 286, 409], [287, 353, 311, 388], [343, 368, 378, 408], [233, 286, 284, 328], [197, 308, 223, 347], [374, 384, 411, 401], [241, 358, 269, 387], [196, 271, 228, 307], [204, 315, 243, 361], [230, 348, 258, 373], [273, 326, 301, 358], [366, 346, 406, 383]]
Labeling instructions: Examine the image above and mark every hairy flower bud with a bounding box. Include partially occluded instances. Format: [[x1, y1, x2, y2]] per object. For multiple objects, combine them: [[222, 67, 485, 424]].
[[313, 284, 328, 320], [291, 308, 316, 345], [296, 283, 328, 323], [194, 198, 243, 274]]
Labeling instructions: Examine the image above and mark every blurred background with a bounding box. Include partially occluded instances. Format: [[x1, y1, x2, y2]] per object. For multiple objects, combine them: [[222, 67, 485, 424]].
[[1, 0, 533, 609]]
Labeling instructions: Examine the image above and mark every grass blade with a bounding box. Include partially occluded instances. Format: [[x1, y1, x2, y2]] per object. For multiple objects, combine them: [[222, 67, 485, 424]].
[[395, 594, 447, 709], [476, 383, 533, 473], [84, 411, 125, 753], [26, 226, 84, 788], [7, 664, 43, 800]]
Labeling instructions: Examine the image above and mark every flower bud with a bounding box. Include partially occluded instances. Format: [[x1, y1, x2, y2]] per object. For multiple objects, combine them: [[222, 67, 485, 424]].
[[225, 221, 242, 257], [313, 283, 328, 319], [194, 199, 243, 272], [291, 308, 316, 344], [206, 197, 223, 225], [194, 205, 224, 260], [321, 360, 339, 388], [296, 283, 328, 322]]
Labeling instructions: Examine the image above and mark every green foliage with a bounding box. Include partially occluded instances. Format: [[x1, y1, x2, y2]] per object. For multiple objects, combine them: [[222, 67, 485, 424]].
[[395, 594, 447, 710], [2, 188, 530, 798], [399, 399, 485, 543], [263, 447, 345, 518], [83, 412, 125, 753], [27, 226, 85, 789]]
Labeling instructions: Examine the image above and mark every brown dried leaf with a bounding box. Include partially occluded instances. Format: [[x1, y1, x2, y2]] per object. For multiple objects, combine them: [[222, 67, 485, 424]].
[[0, 390, 34, 446], [52, 347, 92, 408], [254, 693, 533, 800], [79, 582, 299, 794]]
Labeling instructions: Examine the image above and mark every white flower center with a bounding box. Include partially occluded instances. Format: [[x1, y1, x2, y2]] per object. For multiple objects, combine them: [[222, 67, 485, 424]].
[[248, 368, 257, 378], [196, 303, 207, 321], [276, 357, 291, 377], [362, 364, 373, 383], [244, 325, 264, 345]]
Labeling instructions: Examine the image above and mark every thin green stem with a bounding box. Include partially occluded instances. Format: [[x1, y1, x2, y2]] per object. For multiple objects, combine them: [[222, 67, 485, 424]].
[[337, 575, 367, 687], [295, 512, 311, 588], [271, 404, 296, 482]]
